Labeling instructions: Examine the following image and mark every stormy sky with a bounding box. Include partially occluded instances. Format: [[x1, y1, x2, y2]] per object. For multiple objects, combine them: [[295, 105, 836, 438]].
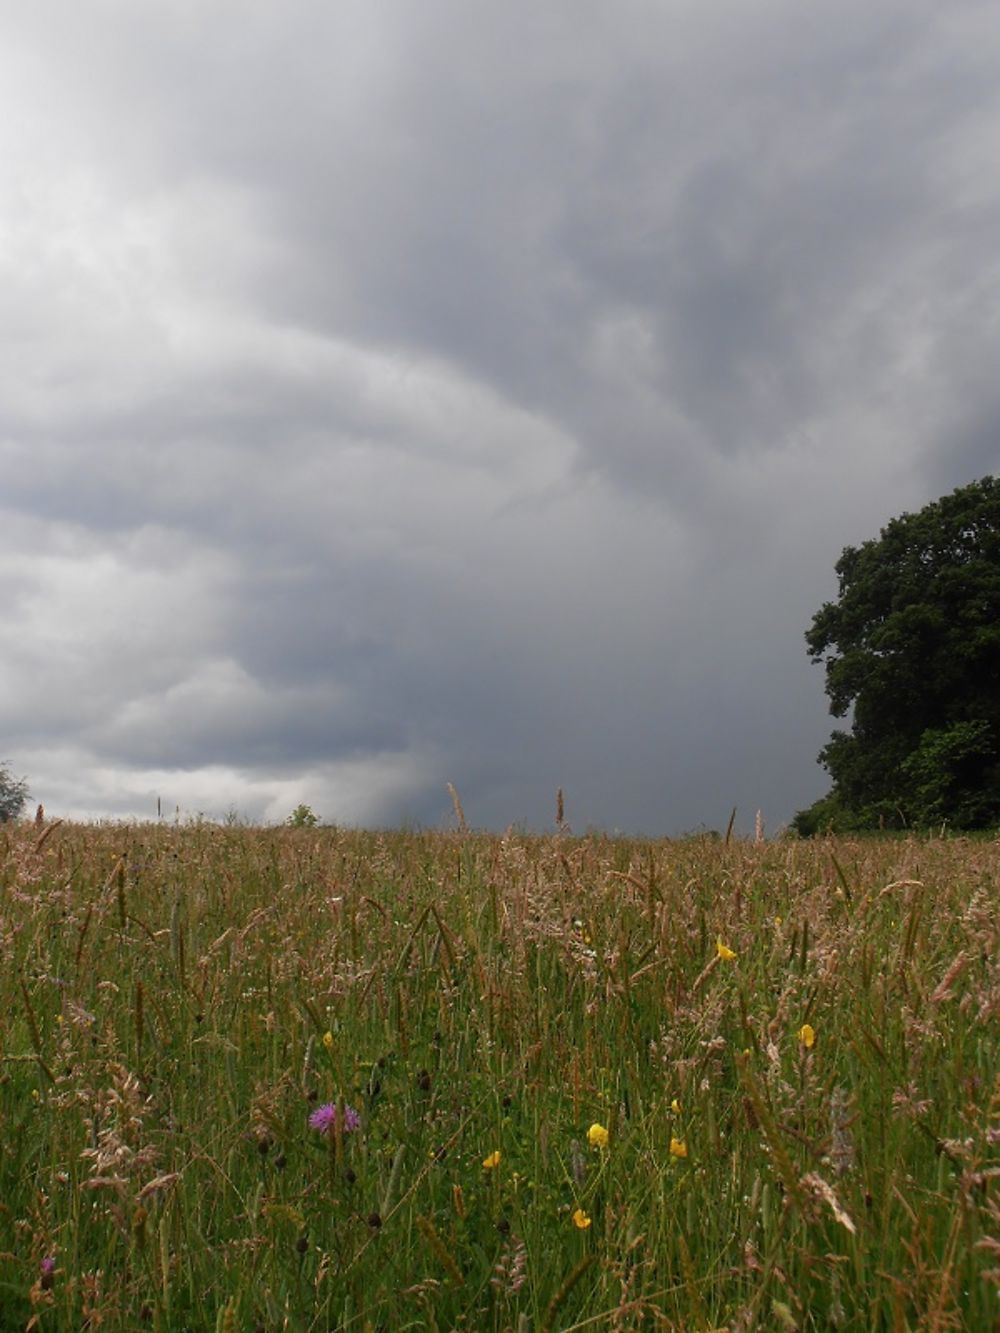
[[2, 1, 999, 832]]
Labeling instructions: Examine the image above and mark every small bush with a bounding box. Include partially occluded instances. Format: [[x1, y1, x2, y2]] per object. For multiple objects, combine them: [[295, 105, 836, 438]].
[[0, 762, 29, 823], [285, 803, 319, 828]]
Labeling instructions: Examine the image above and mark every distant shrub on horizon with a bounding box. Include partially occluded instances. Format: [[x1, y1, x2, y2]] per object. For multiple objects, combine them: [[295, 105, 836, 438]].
[[0, 761, 29, 823]]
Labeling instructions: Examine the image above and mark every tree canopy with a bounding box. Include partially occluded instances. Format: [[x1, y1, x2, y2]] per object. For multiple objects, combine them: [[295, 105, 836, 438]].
[[794, 476, 1000, 833]]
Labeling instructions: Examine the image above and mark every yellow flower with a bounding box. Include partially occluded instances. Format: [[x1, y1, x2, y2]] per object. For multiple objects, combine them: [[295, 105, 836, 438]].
[[669, 1137, 688, 1158], [322, 1031, 334, 1051], [716, 937, 737, 961], [670, 1098, 681, 1114], [572, 1207, 592, 1229], [798, 1023, 816, 1049], [482, 1150, 502, 1170], [587, 1122, 609, 1149]]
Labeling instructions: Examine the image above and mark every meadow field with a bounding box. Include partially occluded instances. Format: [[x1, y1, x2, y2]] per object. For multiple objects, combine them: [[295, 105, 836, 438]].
[[1, 818, 999, 1331]]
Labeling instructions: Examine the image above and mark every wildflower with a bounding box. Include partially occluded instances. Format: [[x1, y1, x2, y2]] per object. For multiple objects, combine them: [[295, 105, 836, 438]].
[[572, 1207, 592, 1229], [308, 1102, 360, 1136], [587, 1122, 609, 1149], [322, 1031, 334, 1051], [716, 937, 737, 961], [39, 1256, 56, 1290], [670, 1098, 681, 1114], [669, 1137, 688, 1158], [798, 1024, 816, 1049], [482, 1150, 502, 1170], [492, 1233, 528, 1293]]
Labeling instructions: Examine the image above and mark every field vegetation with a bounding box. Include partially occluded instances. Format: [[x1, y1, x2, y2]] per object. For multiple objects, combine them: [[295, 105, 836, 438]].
[[2, 817, 999, 1330]]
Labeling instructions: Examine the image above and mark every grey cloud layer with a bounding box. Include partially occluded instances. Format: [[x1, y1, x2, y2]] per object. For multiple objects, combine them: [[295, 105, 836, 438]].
[[2, 1, 999, 829]]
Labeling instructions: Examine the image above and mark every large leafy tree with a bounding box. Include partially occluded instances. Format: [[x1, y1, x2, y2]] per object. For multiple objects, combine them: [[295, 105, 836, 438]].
[[795, 476, 1000, 833]]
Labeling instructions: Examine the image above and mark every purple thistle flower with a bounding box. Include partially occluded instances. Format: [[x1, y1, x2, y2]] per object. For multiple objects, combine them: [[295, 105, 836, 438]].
[[309, 1102, 361, 1136], [39, 1256, 56, 1277]]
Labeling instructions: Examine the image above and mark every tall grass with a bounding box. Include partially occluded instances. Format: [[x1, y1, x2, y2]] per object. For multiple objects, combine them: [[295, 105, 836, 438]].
[[1, 820, 999, 1329]]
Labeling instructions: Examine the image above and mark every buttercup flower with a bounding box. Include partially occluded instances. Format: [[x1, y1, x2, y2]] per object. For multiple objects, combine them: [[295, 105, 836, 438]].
[[669, 1137, 688, 1158], [587, 1122, 609, 1149], [716, 937, 737, 961], [670, 1098, 681, 1114], [572, 1207, 592, 1229], [322, 1031, 334, 1051], [309, 1102, 360, 1135], [798, 1024, 816, 1049], [482, 1150, 502, 1170]]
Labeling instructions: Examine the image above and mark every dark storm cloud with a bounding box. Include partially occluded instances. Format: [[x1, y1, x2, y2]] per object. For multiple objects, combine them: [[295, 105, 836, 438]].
[[2, 1, 1000, 828], [180, 5, 949, 453]]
